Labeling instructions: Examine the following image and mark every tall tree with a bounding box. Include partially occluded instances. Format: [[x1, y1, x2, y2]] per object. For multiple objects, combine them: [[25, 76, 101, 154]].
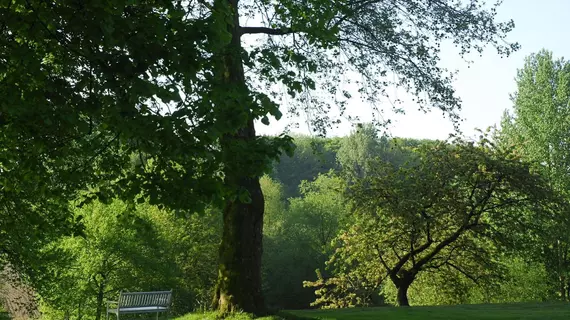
[[336, 123, 425, 178], [337, 124, 388, 179], [500, 50, 570, 300], [3, 0, 518, 314]]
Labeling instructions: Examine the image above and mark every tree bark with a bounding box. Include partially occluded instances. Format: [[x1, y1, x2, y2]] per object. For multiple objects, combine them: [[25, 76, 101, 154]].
[[214, 163, 265, 314], [559, 275, 567, 301], [390, 270, 414, 307], [95, 281, 104, 320], [566, 281, 570, 300], [212, 0, 266, 314]]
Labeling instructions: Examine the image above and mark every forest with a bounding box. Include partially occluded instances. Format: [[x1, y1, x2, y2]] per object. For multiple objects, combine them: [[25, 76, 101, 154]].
[[2, 0, 570, 319]]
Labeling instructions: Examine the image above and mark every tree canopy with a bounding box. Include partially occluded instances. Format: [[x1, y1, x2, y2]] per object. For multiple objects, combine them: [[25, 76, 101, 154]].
[[501, 50, 570, 300], [307, 137, 559, 307], [3, 0, 520, 314]]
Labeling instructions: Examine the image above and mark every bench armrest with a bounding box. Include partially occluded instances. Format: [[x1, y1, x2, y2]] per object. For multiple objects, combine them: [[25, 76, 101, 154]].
[[106, 301, 118, 307]]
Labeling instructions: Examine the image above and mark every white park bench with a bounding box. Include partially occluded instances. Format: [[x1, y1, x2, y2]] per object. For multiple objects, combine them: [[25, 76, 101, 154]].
[[106, 290, 172, 320]]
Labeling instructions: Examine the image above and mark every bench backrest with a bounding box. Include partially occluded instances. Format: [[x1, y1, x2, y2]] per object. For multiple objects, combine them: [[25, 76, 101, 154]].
[[118, 291, 172, 308]]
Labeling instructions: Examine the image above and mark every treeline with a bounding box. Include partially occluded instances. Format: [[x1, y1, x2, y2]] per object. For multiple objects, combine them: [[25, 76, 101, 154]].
[[263, 128, 436, 309]]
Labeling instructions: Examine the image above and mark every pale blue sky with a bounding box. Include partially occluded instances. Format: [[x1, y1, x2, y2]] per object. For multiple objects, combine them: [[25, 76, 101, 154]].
[[256, 0, 570, 140]]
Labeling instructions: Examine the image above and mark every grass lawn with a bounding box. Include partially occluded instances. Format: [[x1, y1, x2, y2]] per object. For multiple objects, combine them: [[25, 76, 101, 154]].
[[286, 302, 570, 320], [176, 312, 283, 320], [0, 306, 8, 320], [178, 302, 570, 320]]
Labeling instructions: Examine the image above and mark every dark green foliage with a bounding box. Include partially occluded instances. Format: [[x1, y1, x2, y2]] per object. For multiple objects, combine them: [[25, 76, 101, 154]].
[[336, 124, 433, 178], [2, 0, 519, 313], [263, 174, 346, 310], [1, 0, 224, 276], [270, 136, 341, 198], [271, 131, 429, 199]]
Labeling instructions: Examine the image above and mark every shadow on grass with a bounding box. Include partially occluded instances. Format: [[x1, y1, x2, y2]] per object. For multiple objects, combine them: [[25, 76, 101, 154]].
[[275, 311, 317, 320], [174, 310, 318, 320]]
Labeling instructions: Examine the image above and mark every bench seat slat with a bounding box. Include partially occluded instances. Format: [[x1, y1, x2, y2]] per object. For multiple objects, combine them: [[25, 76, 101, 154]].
[[106, 290, 172, 319], [108, 307, 168, 314]]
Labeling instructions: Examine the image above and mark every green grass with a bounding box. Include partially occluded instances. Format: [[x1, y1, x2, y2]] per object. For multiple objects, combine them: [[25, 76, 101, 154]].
[[175, 311, 284, 320], [0, 306, 8, 320], [176, 302, 570, 320], [287, 302, 570, 320]]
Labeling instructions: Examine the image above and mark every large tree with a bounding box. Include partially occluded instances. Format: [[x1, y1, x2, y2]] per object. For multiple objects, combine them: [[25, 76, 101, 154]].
[[3, 0, 518, 314], [500, 50, 570, 300], [308, 138, 558, 307]]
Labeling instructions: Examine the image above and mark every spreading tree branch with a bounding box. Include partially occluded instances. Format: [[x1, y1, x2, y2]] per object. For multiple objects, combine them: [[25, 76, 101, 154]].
[[374, 245, 391, 271], [240, 26, 294, 36], [391, 244, 402, 261], [446, 261, 480, 284]]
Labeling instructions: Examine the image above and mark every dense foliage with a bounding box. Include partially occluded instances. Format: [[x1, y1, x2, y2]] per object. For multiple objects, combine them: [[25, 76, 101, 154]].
[[5, 0, 570, 317], [1, 0, 518, 313], [307, 137, 559, 307], [501, 50, 570, 300], [35, 201, 220, 320], [2, 124, 570, 317]]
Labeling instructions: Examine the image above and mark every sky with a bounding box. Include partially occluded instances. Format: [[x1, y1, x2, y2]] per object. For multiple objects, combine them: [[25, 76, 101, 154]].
[[255, 0, 570, 140]]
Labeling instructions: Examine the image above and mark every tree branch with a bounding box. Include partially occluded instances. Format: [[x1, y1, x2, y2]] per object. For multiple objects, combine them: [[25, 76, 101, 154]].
[[391, 244, 402, 261], [374, 245, 391, 271], [425, 245, 459, 270], [410, 226, 417, 266], [240, 26, 294, 36], [392, 237, 433, 275], [413, 222, 475, 271], [446, 261, 480, 284]]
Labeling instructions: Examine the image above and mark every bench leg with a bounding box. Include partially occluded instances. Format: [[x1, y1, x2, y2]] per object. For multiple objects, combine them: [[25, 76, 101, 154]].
[[156, 312, 159, 320]]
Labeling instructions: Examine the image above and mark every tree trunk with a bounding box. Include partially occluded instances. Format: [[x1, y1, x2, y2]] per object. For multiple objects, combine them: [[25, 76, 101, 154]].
[[391, 271, 414, 307], [212, 0, 266, 315], [214, 163, 265, 314], [566, 281, 570, 301], [396, 281, 412, 307], [560, 278, 566, 301], [95, 282, 104, 320]]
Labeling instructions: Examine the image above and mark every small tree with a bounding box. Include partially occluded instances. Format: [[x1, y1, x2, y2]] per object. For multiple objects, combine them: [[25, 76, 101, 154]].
[[308, 137, 558, 307]]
